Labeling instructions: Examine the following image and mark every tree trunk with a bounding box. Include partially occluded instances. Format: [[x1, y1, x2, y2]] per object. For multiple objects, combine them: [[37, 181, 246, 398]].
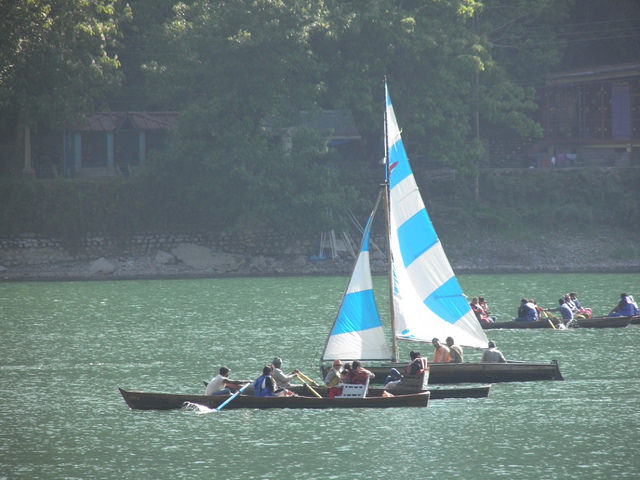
[[22, 124, 35, 176]]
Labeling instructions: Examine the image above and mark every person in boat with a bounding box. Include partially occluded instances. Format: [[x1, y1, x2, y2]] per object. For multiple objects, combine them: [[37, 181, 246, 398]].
[[328, 368, 351, 398], [569, 292, 591, 318], [271, 357, 299, 389], [478, 297, 496, 322], [324, 359, 343, 387], [431, 338, 451, 363], [205, 366, 241, 396], [562, 293, 577, 311], [406, 350, 427, 375], [383, 368, 403, 390], [481, 341, 506, 363], [254, 364, 294, 397], [469, 297, 489, 324], [446, 337, 463, 363], [515, 298, 538, 322], [347, 360, 375, 385], [609, 293, 639, 317], [546, 298, 574, 326], [253, 365, 277, 397]]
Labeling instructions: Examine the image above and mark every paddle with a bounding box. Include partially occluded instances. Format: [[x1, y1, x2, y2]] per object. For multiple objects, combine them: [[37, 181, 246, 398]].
[[215, 382, 251, 411], [296, 371, 320, 387], [541, 309, 557, 329], [296, 374, 322, 398]]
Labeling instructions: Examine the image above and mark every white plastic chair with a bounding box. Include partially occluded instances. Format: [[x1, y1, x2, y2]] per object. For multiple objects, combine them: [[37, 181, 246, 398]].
[[336, 378, 370, 398]]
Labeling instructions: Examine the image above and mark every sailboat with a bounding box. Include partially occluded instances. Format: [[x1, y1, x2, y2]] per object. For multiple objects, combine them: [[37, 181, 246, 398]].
[[320, 82, 563, 384]]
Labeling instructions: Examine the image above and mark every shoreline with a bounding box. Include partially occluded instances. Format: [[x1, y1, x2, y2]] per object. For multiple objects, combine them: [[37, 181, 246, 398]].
[[2, 260, 639, 283], [2, 230, 638, 282]]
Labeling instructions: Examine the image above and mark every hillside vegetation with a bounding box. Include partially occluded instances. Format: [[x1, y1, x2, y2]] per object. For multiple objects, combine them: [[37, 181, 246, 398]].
[[2, 166, 638, 252]]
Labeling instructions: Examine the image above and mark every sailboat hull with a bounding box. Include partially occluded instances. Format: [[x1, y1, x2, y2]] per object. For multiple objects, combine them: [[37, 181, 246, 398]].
[[324, 360, 563, 384]]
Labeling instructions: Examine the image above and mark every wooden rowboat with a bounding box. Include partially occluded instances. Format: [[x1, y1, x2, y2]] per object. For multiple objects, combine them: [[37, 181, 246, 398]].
[[322, 361, 563, 385], [118, 388, 429, 410], [482, 315, 632, 329]]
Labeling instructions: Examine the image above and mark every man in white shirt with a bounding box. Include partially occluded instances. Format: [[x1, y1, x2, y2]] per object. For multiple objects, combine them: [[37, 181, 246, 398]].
[[481, 341, 506, 363], [205, 366, 240, 396]]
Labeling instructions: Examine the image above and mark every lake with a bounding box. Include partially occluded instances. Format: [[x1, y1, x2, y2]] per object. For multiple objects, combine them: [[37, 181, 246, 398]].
[[1, 273, 639, 479]]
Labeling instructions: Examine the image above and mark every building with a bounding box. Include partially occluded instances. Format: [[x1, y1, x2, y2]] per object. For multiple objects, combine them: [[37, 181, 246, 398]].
[[537, 62, 640, 167], [60, 111, 178, 177]]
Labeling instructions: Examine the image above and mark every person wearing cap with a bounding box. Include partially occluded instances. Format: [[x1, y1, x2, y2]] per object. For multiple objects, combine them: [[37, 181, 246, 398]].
[[431, 338, 451, 363], [324, 359, 343, 388], [271, 357, 299, 389], [481, 341, 506, 363], [205, 366, 242, 396]]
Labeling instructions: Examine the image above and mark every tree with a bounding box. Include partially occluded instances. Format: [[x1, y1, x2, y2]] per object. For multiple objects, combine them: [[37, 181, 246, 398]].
[[0, 0, 129, 174], [139, 0, 351, 231]]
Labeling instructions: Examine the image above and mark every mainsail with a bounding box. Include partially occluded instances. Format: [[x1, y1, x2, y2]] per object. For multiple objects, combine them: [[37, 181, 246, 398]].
[[385, 83, 488, 349], [321, 191, 393, 361]]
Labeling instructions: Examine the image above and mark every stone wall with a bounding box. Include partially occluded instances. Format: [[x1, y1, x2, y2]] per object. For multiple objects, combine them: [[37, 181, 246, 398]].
[[0, 230, 324, 267]]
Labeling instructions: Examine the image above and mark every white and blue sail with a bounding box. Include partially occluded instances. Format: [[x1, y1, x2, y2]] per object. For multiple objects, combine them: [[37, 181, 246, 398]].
[[321, 82, 487, 364], [321, 192, 393, 361], [385, 83, 488, 349]]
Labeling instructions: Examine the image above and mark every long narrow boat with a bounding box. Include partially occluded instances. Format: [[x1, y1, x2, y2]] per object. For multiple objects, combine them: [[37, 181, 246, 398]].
[[118, 388, 429, 410], [319, 82, 563, 385], [321, 362, 562, 384], [482, 315, 632, 329], [631, 315, 640, 325]]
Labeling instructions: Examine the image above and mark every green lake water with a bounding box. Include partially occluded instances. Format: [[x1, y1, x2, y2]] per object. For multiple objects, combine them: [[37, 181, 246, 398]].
[[1, 273, 639, 479]]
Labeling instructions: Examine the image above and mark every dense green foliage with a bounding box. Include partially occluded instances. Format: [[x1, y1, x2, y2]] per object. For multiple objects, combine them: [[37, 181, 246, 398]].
[[2, 167, 638, 249], [1, 1, 639, 240]]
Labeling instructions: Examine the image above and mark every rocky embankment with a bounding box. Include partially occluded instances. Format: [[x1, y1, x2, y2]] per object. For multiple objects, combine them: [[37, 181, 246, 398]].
[[1, 231, 638, 282]]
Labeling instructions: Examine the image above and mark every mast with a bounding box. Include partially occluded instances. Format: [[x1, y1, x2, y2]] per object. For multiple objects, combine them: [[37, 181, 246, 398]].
[[383, 80, 399, 363]]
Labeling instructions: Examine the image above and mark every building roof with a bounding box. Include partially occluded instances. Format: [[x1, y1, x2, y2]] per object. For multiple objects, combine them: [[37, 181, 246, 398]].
[[546, 62, 640, 86], [70, 112, 178, 131]]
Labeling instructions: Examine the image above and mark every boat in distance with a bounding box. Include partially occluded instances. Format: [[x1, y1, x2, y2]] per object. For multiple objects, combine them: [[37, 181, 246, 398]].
[[322, 361, 563, 384], [482, 315, 633, 330], [118, 388, 429, 410]]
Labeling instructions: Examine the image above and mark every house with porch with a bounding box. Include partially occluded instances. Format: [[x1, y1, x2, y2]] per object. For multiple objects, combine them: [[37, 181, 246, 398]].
[[61, 111, 178, 177], [536, 62, 640, 167]]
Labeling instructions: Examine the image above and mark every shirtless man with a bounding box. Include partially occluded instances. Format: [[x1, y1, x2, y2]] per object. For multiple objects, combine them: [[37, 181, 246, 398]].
[[431, 338, 451, 363]]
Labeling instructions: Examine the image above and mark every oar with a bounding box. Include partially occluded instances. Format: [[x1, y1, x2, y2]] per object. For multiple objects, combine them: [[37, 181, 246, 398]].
[[215, 382, 251, 411], [541, 310, 557, 329], [296, 374, 322, 398], [296, 371, 320, 387]]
